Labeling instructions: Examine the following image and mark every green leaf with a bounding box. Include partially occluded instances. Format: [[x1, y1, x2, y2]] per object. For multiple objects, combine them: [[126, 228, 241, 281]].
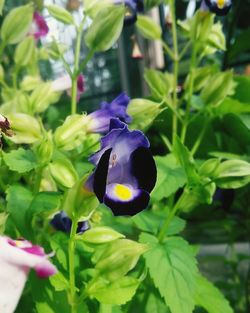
[[173, 136, 200, 185], [78, 226, 125, 244], [136, 15, 162, 40], [6, 185, 33, 237], [0, 0, 5, 15], [87, 276, 139, 305], [228, 29, 250, 61], [199, 158, 220, 178], [233, 76, 250, 104], [49, 272, 69, 292], [85, 5, 125, 52], [133, 211, 186, 236], [140, 233, 198, 313], [195, 275, 233, 313], [212, 97, 250, 116], [1, 4, 33, 44], [47, 5, 74, 25], [26, 192, 61, 224], [0, 212, 8, 234], [151, 154, 186, 200], [3, 148, 38, 173], [201, 71, 236, 106]]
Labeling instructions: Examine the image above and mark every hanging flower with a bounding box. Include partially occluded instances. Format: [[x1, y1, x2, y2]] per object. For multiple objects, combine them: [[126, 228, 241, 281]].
[[115, 0, 144, 25], [84, 92, 131, 133], [85, 118, 157, 216], [50, 211, 89, 234], [0, 236, 57, 313], [131, 35, 144, 59], [76, 74, 85, 101], [201, 0, 232, 16], [29, 12, 49, 40]]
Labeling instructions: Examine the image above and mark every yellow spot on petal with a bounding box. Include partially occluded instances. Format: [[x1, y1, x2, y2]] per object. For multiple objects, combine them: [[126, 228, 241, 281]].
[[114, 184, 133, 201], [217, 0, 225, 9]]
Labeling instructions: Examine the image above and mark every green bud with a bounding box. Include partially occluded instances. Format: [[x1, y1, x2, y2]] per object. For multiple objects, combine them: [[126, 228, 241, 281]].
[[40, 168, 58, 192], [21, 75, 42, 91], [0, 0, 5, 16], [78, 227, 125, 244], [49, 157, 78, 189], [46, 5, 74, 25], [34, 131, 54, 165], [128, 99, 163, 130], [30, 83, 60, 113], [1, 4, 33, 44], [95, 239, 148, 281], [61, 175, 99, 219], [6, 113, 42, 144], [54, 114, 86, 151], [14, 36, 36, 66]]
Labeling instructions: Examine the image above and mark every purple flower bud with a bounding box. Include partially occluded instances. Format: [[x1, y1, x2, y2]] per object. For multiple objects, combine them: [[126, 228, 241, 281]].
[[85, 92, 131, 133], [50, 211, 90, 234]]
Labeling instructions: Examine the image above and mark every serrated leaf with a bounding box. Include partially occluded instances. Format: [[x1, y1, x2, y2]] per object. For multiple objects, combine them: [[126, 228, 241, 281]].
[[195, 275, 233, 313], [140, 233, 198, 313], [88, 276, 139, 305], [151, 154, 186, 200], [6, 185, 33, 237], [3, 148, 38, 173]]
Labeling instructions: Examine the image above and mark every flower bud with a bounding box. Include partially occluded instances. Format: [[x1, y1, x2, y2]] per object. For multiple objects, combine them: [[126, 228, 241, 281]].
[[95, 239, 148, 281], [34, 131, 54, 165], [49, 158, 78, 189], [54, 114, 86, 151], [6, 113, 42, 144]]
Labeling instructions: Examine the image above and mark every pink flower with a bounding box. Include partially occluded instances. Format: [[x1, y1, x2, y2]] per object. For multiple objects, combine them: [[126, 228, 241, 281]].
[[29, 12, 49, 40], [76, 74, 85, 101], [0, 236, 57, 313]]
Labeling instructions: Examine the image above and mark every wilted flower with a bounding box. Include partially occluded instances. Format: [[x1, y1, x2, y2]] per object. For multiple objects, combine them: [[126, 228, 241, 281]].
[[115, 0, 144, 25], [76, 74, 85, 101], [29, 12, 49, 40], [84, 92, 131, 133], [0, 236, 56, 313], [86, 118, 157, 216], [51, 211, 89, 234], [201, 0, 232, 16], [0, 114, 12, 145]]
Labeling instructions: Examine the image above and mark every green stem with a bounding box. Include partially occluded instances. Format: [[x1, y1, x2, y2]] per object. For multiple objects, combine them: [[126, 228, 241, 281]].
[[33, 166, 43, 194], [68, 217, 78, 313], [161, 39, 175, 60], [180, 36, 197, 144], [179, 40, 191, 60], [78, 49, 94, 76], [169, 0, 179, 144], [71, 18, 86, 115], [190, 118, 209, 156], [158, 200, 180, 243]]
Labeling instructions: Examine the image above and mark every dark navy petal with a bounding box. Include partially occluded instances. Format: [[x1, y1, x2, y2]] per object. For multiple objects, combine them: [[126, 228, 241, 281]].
[[104, 183, 150, 216], [93, 148, 112, 202], [109, 118, 126, 131], [50, 211, 72, 233], [77, 221, 90, 234], [130, 147, 157, 193], [203, 0, 232, 15]]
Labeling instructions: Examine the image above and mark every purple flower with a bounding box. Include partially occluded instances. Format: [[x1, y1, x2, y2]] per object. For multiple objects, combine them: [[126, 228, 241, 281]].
[[77, 74, 85, 101], [201, 0, 232, 16], [0, 236, 56, 313], [85, 92, 131, 133], [51, 211, 89, 234], [29, 12, 49, 40], [86, 118, 157, 216], [115, 0, 144, 25]]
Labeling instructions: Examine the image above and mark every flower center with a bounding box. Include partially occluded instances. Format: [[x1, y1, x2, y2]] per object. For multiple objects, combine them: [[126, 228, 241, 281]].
[[217, 0, 225, 8], [114, 184, 133, 201]]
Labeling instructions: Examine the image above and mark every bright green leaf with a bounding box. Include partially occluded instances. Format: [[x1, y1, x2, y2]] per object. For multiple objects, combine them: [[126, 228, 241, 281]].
[[3, 148, 38, 173], [140, 233, 198, 313], [137, 15, 162, 40]]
